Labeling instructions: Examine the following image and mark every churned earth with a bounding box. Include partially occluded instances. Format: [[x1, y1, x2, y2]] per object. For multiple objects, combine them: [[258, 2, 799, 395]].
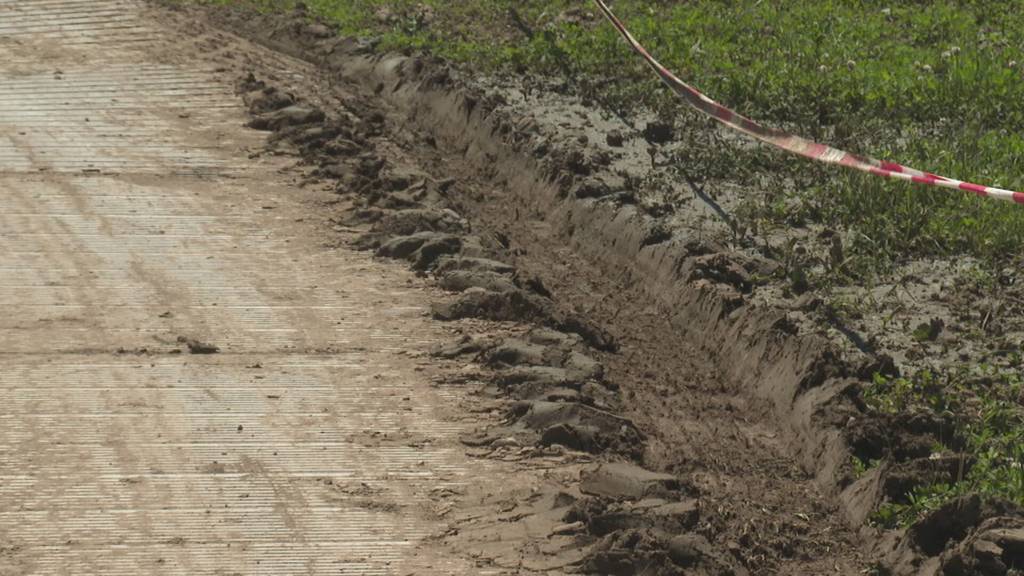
[[149, 3, 872, 575], [5, 0, 1018, 574], [170, 3, 1024, 575]]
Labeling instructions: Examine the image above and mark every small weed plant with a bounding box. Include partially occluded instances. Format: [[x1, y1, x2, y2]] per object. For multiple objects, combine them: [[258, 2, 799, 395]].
[[865, 367, 1024, 528]]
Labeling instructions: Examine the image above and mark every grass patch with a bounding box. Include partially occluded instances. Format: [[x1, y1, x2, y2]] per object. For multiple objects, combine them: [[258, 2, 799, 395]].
[[865, 367, 1024, 528]]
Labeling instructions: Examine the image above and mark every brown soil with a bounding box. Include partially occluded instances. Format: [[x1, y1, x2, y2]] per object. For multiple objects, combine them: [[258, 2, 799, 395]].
[[148, 2, 1024, 575]]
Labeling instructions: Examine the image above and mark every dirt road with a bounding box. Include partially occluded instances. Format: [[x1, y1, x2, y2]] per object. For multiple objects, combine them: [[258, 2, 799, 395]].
[[0, 2, 500, 574]]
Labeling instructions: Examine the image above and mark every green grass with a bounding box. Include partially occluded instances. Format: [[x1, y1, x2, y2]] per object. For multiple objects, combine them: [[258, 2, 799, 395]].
[[865, 367, 1024, 528], [199, 0, 1024, 273]]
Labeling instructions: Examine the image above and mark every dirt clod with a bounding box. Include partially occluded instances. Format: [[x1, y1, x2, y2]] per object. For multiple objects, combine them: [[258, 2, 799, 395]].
[[438, 270, 518, 294], [431, 288, 547, 322], [580, 462, 682, 501], [433, 256, 516, 276], [248, 104, 325, 131], [667, 534, 710, 568], [641, 121, 674, 144], [516, 401, 643, 457], [176, 336, 220, 354], [606, 130, 625, 148]]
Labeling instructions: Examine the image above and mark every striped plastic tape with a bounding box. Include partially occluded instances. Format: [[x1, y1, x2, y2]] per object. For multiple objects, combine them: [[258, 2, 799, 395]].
[[593, 0, 1024, 204]]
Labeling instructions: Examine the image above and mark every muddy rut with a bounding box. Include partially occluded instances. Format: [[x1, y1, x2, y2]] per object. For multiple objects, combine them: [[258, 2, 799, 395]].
[[161, 3, 887, 575]]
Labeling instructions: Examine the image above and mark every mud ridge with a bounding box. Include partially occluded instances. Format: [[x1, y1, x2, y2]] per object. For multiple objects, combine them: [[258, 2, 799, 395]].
[[231, 46, 724, 574]]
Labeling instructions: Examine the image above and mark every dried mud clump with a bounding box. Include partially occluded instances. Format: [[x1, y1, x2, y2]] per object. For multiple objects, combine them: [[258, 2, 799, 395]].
[[568, 463, 745, 575], [881, 495, 1024, 575], [443, 328, 641, 458]]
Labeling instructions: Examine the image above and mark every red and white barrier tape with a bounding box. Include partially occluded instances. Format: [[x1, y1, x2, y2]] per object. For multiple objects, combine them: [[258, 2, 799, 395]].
[[593, 0, 1024, 204]]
